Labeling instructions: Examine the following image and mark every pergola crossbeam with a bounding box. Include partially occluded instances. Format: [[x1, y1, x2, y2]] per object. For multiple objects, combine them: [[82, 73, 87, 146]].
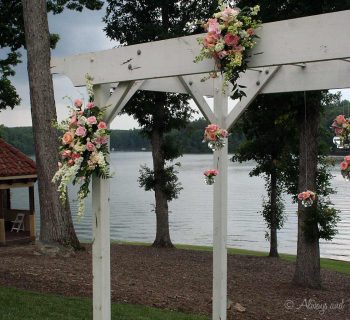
[[51, 10, 350, 86]]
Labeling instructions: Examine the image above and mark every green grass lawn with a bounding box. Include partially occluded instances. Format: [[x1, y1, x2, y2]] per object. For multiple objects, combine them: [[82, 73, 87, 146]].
[[113, 241, 350, 275], [0, 286, 208, 320]]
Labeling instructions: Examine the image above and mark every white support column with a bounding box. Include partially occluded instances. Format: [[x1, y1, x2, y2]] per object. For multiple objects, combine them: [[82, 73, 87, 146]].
[[212, 76, 228, 320], [92, 84, 111, 320]]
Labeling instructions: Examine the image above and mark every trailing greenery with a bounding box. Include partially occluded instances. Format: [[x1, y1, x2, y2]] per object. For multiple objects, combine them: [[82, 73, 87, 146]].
[[0, 286, 207, 320], [139, 163, 183, 201]]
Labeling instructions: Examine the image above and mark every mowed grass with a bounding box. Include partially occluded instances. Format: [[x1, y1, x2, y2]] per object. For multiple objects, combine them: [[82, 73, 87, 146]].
[[0, 286, 208, 320], [113, 241, 350, 275]]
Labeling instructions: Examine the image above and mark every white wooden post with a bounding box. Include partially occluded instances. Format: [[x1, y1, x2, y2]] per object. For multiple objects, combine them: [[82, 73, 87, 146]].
[[212, 76, 228, 320], [92, 84, 111, 320]]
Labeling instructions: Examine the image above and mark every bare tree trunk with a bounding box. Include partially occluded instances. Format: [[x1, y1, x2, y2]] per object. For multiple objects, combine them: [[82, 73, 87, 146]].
[[150, 128, 174, 248], [293, 92, 321, 289], [22, 0, 80, 249], [269, 169, 279, 257]]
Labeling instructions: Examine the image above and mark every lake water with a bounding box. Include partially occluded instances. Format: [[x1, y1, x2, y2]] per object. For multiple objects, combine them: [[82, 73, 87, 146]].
[[11, 152, 350, 261]]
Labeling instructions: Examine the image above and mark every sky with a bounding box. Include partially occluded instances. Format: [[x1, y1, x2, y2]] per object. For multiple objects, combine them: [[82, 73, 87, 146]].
[[0, 5, 350, 130], [0, 5, 141, 130]]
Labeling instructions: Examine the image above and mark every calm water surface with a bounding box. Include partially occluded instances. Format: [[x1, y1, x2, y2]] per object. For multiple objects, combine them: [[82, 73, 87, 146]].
[[11, 152, 350, 261]]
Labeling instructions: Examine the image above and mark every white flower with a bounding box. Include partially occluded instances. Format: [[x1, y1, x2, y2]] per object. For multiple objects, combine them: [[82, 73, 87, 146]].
[[78, 116, 87, 125]]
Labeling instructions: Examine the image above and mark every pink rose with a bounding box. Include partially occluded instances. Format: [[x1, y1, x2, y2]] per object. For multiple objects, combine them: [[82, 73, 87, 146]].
[[61, 150, 72, 159], [87, 116, 97, 125], [217, 50, 228, 59], [95, 136, 108, 145], [71, 153, 81, 161], [70, 115, 78, 126], [207, 18, 221, 35], [247, 28, 255, 36], [203, 32, 219, 49], [334, 127, 343, 136], [221, 7, 240, 22], [97, 121, 107, 130], [221, 129, 229, 138], [86, 142, 95, 152], [340, 161, 348, 171], [335, 115, 346, 125], [87, 102, 94, 109], [344, 156, 350, 164], [75, 126, 87, 137], [204, 169, 219, 177], [224, 33, 240, 47], [74, 99, 83, 108], [67, 159, 74, 166]]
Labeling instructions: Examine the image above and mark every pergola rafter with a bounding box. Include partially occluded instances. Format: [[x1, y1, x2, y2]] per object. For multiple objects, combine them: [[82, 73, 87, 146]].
[[51, 9, 350, 320]]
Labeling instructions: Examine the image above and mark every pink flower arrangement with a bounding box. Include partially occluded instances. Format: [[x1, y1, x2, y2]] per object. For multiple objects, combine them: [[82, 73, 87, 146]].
[[298, 190, 316, 207], [52, 74, 112, 218], [203, 124, 229, 151], [340, 155, 350, 181], [331, 114, 350, 149], [195, 4, 261, 98], [204, 169, 219, 185]]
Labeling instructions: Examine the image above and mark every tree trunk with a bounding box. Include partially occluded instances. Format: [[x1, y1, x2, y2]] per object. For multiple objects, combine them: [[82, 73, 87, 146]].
[[293, 92, 321, 289], [269, 169, 279, 258], [150, 128, 174, 248], [22, 0, 80, 249]]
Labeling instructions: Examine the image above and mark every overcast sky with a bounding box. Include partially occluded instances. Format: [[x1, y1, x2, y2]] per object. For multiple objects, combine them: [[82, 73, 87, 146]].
[[0, 6, 349, 130], [0, 5, 141, 130]]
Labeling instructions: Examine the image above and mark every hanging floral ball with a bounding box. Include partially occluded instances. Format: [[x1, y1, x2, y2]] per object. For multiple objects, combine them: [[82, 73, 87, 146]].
[[204, 169, 219, 185], [203, 124, 229, 151], [297, 190, 316, 208], [331, 114, 350, 149]]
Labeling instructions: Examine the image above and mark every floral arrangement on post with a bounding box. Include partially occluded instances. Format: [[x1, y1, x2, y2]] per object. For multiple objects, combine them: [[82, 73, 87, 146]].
[[298, 190, 316, 208], [340, 155, 350, 181], [195, 1, 261, 98], [52, 74, 112, 217], [203, 124, 229, 151], [204, 169, 219, 185], [331, 114, 350, 149]]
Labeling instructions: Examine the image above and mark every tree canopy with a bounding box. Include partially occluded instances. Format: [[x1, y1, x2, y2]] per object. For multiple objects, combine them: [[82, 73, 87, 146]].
[[0, 0, 103, 111]]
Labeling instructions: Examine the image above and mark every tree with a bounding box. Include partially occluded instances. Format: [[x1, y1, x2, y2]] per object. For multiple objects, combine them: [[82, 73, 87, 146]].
[[236, 0, 347, 287], [104, 0, 218, 247], [233, 94, 298, 257], [18, 0, 102, 249]]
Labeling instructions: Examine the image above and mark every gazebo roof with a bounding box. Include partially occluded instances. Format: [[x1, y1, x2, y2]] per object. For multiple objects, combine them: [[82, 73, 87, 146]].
[[0, 139, 37, 179]]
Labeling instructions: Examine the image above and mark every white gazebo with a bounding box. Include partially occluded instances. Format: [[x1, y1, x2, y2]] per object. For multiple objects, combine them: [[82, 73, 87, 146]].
[[51, 10, 350, 320]]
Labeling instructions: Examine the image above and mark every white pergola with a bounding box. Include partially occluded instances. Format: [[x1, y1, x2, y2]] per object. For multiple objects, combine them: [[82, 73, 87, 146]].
[[51, 10, 350, 320]]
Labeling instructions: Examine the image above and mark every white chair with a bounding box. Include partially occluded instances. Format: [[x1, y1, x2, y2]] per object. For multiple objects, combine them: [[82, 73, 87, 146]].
[[11, 213, 25, 232]]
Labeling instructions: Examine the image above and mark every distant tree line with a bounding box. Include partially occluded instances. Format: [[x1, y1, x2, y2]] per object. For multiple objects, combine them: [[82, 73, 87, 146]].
[[0, 118, 245, 155], [1, 99, 349, 156]]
